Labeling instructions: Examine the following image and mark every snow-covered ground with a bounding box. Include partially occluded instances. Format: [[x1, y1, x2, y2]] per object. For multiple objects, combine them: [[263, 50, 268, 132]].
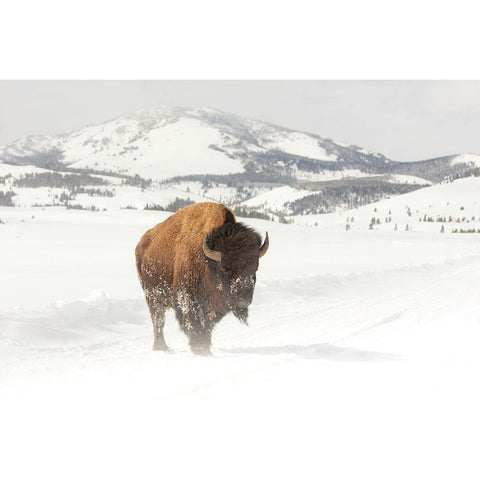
[[241, 185, 314, 211], [260, 130, 338, 161], [1, 203, 480, 480]]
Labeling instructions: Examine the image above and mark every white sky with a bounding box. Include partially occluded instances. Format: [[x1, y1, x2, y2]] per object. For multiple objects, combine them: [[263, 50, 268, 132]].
[[1, 80, 480, 162]]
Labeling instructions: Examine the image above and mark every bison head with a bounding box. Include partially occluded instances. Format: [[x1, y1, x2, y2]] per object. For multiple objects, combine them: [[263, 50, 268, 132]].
[[203, 222, 269, 324]]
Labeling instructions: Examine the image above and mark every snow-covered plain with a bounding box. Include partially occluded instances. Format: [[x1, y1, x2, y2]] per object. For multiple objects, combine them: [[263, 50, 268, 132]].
[[1, 200, 480, 480]]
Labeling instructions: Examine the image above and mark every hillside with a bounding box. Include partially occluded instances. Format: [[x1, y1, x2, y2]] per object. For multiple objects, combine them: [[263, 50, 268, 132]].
[[292, 175, 480, 234], [389, 153, 480, 182], [1, 107, 479, 218]]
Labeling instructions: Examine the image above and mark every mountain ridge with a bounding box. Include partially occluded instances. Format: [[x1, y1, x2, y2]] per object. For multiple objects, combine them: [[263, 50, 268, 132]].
[[1, 106, 479, 217], [0, 106, 393, 178]]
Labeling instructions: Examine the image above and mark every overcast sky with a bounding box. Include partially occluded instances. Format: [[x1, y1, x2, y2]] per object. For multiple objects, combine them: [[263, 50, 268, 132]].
[[1, 80, 480, 162]]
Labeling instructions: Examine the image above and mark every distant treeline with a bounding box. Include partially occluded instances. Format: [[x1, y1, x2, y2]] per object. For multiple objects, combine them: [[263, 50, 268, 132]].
[[13, 172, 107, 188], [445, 167, 480, 183], [166, 172, 293, 188], [286, 184, 420, 215], [389, 155, 478, 183], [145, 197, 195, 212], [451, 228, 480, 233], [0, 175, 12, 185], [0, 190, 15, 206], [66, 204, 100, 211], [73, 187, 115, 197], [232, 206, 271, 220]]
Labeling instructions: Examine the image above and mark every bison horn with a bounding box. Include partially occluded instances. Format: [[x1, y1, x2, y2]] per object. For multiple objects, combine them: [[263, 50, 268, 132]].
[[203, 238, 222, 262], [259, 232, 269, 258]]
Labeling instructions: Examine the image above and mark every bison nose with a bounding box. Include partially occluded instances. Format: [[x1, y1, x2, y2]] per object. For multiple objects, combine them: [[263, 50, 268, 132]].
[[236, 297, 251, 308]]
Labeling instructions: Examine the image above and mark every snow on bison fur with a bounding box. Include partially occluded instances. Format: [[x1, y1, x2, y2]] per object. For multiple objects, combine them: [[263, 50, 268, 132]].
[[135, 202, 269, 355]]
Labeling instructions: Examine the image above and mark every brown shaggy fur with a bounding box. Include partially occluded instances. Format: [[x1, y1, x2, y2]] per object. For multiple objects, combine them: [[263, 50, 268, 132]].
[[135, 202, 267, 355]]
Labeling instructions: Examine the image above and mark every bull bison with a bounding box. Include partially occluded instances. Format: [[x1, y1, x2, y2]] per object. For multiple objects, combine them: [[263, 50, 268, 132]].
[[135, 202, 269, 355]]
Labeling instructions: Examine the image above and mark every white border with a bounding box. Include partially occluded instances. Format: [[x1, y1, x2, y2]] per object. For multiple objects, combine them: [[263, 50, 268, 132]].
[[1, 0, 479, 79]]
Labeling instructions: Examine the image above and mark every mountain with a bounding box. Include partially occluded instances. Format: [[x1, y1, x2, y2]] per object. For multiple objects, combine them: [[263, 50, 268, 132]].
[[0, 106, 394, 181], [1, 106, 479, 218]]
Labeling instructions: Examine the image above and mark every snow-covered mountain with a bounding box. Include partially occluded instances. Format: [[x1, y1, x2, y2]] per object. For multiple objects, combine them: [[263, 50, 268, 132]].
[[1, 106, 479, 218], [0, 106, 394, 181]]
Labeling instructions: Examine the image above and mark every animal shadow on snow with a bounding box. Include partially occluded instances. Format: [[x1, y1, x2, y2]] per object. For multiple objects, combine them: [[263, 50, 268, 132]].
[[224, 343, 403, 362]]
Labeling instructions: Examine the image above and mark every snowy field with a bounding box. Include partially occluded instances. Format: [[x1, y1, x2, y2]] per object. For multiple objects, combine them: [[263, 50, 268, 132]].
[[1, 203, 480, 479]]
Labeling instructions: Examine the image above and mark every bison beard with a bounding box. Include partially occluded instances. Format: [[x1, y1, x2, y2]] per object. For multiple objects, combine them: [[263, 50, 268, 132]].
[[135, 202, 268, 356], [233, 307, 249, 325]]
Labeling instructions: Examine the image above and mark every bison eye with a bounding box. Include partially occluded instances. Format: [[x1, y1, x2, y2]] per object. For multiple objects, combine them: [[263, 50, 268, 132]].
[[220, 265, 233, 276]]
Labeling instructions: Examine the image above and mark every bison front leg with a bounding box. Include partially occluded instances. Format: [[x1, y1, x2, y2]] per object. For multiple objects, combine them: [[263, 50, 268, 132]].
[[175, 308, 213, 356], [188, 326, 214, 356], [145, 291, 169, 352]]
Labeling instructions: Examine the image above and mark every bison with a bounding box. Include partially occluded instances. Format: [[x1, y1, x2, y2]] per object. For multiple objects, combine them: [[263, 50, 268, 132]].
[[135, 202, 269, 355]]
